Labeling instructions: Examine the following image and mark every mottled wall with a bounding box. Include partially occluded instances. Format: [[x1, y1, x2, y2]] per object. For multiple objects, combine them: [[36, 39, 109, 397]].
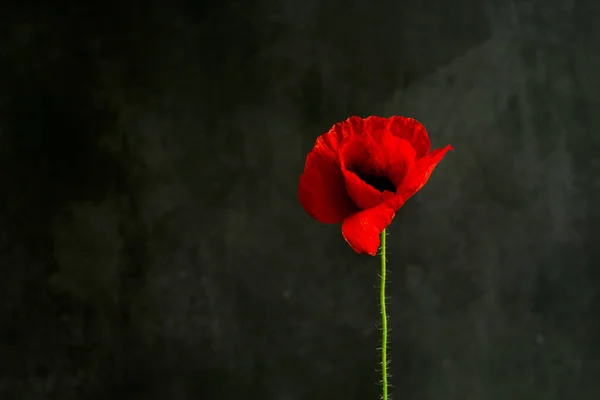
[[1, 1, 599, 399]]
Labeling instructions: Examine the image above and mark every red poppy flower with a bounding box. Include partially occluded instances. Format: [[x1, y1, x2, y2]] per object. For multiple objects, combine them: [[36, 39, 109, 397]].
[[298, 116, 452, 256]]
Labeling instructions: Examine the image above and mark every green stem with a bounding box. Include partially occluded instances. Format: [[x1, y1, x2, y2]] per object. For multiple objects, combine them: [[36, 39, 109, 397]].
[[380, 229, 388, 400]]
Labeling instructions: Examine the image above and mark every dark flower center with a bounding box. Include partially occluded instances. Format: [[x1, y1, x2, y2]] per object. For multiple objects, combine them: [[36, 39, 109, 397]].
[[354, 170, 396, 193]]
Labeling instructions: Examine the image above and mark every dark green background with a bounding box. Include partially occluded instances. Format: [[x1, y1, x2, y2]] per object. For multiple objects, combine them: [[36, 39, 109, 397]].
[[1, 0, 599, 399]]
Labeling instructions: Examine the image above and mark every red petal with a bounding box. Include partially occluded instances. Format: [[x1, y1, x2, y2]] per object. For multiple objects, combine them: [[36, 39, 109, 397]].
[[298, 143, 358, 224], [386, 117, 431, 159], [341, 196, 404, 256], [338, 130, 416, 208], [337, 134, 381, 209], [298, 116, 372, 223], [340, 143, 452, 256], [341, 168, 382, 209], [378, 132, 416, 187], [363, 115, 388, 132], [320, 116, 363, 152], [398, 144, 453, 199]]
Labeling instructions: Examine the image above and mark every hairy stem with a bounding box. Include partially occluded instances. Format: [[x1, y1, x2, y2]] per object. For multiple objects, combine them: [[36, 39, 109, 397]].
[[380, 229, 388, 400]]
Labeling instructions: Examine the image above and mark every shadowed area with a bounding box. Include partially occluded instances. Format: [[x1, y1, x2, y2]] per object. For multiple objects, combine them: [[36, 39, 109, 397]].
[[355, 173, 397, 194]]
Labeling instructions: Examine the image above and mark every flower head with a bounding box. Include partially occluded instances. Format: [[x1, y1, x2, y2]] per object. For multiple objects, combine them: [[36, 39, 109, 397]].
[[298, 116, 452, 255]]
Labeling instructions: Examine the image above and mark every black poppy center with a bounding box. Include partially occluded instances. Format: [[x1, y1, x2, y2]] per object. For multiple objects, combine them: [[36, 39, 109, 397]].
[[353, 170, 396, 193]]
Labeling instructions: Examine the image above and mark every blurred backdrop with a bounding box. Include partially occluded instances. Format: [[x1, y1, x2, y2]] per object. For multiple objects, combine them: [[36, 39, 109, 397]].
[[1, 0, 599, 399]]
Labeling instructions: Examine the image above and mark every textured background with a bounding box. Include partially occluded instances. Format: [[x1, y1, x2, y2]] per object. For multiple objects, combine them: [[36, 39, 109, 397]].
[[1, 1, 599, 399]]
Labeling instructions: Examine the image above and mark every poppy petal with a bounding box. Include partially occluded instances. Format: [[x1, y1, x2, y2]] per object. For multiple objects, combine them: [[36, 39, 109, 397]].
[[386, 117, 431, 159], [337, 134, 382, 209], [341, 196, 404, 256], [363, 115, 388, 132], [377, 132, 416, 187], [398, 144, 453, 199], [298, 144, 358, 224], [343, 116, 366, 138], [315, 116, 364, 156], [341, 168, 382, 210], [338, 130, 416, 205]]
